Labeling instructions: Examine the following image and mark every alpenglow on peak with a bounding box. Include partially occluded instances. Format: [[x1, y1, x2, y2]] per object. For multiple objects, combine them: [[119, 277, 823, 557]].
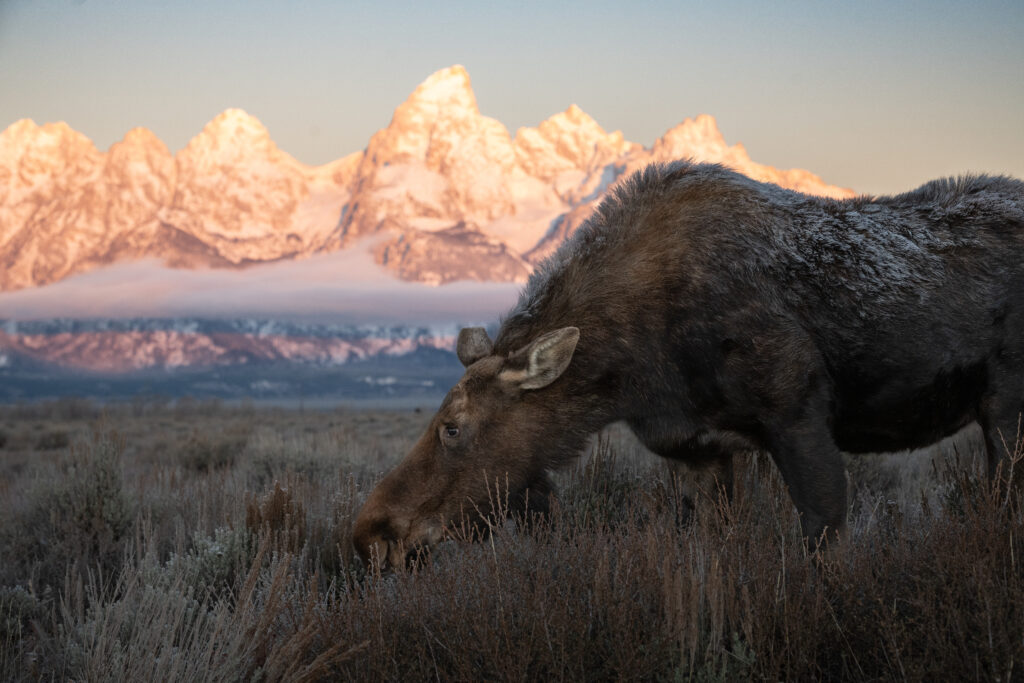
[[404, 65, 478, 111], [0, 65, 854, 292]]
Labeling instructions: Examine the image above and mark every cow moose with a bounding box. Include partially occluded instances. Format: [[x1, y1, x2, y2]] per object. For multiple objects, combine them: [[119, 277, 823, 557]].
[[353, 160, 1024, 568]]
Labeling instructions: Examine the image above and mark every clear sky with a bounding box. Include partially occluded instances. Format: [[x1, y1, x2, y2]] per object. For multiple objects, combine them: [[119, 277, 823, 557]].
[[1, 0, 1021, 195]]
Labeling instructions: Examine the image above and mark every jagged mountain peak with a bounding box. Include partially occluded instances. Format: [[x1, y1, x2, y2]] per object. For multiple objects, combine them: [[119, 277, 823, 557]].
[[178, 108, 286, 165], [105, 128, 175, 195], [119, 126, 169, 149], [674, 113, 724, 138], [346, 65, 520, 237], [1, 118, 79, 140], [110, 127, 172, 161], [552, 103, 597, 128], [650, 114, 852, 199], [363, 65, 495, 167], [652, 114, 729, 160], [406, 65, 477, 111], [0, 118, 98, 162], [535, 104, 608, 144], [513, 103, 628, 182], [202, 108, 272, 138], [0, 118, 43, 142]]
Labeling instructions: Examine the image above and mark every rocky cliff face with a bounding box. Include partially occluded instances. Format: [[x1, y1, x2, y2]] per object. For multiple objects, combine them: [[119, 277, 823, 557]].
[[0, 65, 853, 291]]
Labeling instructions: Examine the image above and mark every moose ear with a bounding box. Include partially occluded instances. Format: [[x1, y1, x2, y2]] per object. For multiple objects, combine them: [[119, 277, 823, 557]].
[[457, 327, 493, 367], [502, 326, 579, 390]]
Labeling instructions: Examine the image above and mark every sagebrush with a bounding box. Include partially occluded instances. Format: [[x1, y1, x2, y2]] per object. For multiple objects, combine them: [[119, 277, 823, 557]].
[[0, 401, 1021, 681]]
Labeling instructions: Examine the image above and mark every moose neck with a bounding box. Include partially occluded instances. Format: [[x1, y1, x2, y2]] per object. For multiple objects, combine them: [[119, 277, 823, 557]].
[[501, 323, 631, 470]]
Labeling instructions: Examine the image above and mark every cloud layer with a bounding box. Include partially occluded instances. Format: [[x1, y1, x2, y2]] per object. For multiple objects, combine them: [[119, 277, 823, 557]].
[[0, 246, 521, 324]]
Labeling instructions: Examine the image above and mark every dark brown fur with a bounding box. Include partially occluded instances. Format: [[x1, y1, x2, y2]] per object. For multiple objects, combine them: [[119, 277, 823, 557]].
[[354, 160, 1024, 567]]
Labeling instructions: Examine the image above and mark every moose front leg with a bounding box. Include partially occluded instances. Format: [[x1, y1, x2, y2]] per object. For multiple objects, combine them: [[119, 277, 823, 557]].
[[762, 421, 847, 546], [728, 328, 847, 546]]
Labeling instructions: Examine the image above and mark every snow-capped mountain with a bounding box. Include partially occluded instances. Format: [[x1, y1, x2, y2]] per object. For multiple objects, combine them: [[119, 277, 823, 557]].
[[0, 317, 473, 401], [0, 65, 853, 292], [0, 318, 459, 372]]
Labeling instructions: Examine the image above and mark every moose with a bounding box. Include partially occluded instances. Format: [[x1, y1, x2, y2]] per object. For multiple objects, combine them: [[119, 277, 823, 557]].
[[354, 160, 1024, 568]]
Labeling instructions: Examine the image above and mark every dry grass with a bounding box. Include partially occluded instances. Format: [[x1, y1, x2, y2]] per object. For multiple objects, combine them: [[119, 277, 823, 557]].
[[1, 400, 1022, 681]]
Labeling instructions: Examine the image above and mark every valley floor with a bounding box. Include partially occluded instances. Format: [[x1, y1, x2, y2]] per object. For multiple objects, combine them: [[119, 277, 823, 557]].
[[1, 399, 1021, 681]]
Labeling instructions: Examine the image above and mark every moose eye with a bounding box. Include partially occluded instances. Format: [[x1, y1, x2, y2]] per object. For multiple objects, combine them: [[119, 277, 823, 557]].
[[444, 426, 460, 439]]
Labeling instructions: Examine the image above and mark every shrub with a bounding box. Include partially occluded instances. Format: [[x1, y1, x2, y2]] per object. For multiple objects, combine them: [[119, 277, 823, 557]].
[[1, 409, 1021, 681], [34, 430, 70, 451], [162, 526, 255, 600], [245, 431, 336, 488], [178, 430, 247, 472], [50, 397, 98, 421], [0, 585, 45, 682], [49, 568, 224, 682], [306, 475, 365, 577], [53, 557, 363, 682], [0, 585, 44, 645], [245, 482, 306, 556], [2, 431, 133, 590]]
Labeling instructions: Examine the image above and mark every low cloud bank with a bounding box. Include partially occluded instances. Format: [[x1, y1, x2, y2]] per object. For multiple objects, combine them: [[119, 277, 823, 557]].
[[0, 247, 522, 324]]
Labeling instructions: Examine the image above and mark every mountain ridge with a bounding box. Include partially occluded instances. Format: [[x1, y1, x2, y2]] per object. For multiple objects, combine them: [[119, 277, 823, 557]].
[[0, 317, 462, 372], [0, 64, 854, 292]]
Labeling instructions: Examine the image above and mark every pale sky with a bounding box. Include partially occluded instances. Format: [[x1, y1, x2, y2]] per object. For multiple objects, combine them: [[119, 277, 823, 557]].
[[1, 0, 1021, 195]]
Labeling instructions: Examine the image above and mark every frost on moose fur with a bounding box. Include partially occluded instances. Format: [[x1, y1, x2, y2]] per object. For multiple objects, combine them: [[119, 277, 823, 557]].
[[354, 160, 1024, 567]]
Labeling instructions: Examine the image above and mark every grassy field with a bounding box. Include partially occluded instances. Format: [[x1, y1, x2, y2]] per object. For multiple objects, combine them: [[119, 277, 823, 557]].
[[1, 398, 1022, 681]]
